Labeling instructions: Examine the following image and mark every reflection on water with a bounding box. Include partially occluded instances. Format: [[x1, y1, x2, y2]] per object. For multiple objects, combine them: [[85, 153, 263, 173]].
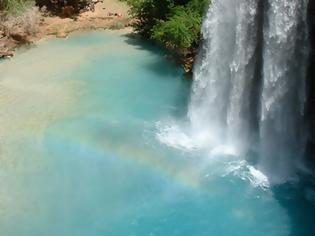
[[0, 30, 314, 236]]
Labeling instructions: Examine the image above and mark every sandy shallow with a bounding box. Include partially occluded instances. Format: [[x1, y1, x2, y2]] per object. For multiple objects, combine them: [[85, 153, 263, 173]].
[[0, 41, 83, 168]]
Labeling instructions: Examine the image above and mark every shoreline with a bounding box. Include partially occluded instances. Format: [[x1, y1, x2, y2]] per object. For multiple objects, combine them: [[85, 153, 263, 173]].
[[0, 0, 132, 58], [0, 0, 194, 73]]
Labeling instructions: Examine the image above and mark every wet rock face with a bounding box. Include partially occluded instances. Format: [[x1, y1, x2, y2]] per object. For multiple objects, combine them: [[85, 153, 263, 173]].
[[306, 1, 315, 163]]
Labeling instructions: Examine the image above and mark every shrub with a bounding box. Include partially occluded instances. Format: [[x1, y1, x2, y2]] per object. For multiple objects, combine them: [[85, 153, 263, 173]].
[[0, 6, 40, 37], [152, 6, 202, 50], [21, 7, 40, 35], [125, 0, 209, 51], [0, 0, 28, 13]]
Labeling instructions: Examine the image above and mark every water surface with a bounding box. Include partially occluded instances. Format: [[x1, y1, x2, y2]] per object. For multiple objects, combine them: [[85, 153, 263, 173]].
[[0, 30, 314, 236]]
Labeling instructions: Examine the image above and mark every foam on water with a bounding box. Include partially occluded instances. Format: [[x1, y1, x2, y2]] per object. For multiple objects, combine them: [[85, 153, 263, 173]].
[[155, 122, 199, 151], [156, 121, 270, 189]]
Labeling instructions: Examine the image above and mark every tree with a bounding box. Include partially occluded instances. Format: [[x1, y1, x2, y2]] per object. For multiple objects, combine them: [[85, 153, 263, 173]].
[[152, 6, 201, 51], [125, 0, 209, 51]]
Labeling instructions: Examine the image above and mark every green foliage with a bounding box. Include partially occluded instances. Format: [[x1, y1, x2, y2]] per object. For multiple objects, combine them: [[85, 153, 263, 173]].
[[125, 0, 209, 50], [152, 6, 201, 50], [186, 0, 209, 14], [125, 0, 174, 37], [0, 0, 30, 13]]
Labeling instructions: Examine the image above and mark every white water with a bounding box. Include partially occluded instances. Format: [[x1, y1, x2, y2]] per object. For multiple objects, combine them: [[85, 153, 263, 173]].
[[260, 0, 309, 182], [189, 0, 310, 183]]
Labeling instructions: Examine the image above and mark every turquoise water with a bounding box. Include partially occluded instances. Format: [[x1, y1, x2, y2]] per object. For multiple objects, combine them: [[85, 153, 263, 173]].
[[0, 31, 314, 236]]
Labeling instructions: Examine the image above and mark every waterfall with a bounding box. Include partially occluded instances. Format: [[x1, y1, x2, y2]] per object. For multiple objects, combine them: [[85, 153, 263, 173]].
[[189, 0, 310, 182]]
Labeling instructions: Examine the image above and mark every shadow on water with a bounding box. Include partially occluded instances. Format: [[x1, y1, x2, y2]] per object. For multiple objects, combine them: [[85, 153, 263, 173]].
[[122, 33, 183, 78], [272, 178, 315, 236], [173, 79, 191, 118], [121, 33, 192, 118]]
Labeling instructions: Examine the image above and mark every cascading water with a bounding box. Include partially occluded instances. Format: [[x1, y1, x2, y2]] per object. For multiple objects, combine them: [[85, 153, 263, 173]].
[[189, 0, 310, 183], [260, 0, 309, 182]]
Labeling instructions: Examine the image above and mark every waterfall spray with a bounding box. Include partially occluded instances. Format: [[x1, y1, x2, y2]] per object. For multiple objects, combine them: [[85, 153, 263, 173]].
[[189, 0, 310, 183]]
